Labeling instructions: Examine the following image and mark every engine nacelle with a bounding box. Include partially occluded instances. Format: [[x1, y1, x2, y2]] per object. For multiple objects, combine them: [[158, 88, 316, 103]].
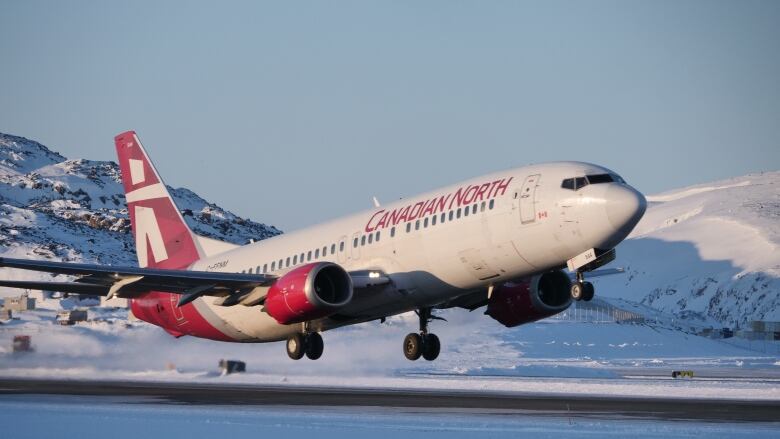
[[485, 269, 572, 328], [264, 262, 353, 325]]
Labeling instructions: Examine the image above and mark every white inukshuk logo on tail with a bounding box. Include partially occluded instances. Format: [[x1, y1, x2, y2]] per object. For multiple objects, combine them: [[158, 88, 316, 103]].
[[126, 152, 169, 267]]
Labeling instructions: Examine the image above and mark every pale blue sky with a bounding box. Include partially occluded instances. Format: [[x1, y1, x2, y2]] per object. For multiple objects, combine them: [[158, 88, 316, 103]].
[[1, 1, 778, 231]]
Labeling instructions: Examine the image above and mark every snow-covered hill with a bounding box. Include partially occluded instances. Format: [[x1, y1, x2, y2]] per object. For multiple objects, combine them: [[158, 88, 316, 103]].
[[0, 132, 281, 281], [594, 172, 780, 328], [0, 132, 776, 383], [1, 131, 778, 328]]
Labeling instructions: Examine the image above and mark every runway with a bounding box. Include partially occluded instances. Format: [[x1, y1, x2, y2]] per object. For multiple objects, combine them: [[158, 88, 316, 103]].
[[1, 378, 777, 422]]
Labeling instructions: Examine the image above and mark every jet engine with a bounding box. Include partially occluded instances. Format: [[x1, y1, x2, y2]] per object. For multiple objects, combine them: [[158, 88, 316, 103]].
[[485, 269, 572, 328], [264, 262, 353, 325]]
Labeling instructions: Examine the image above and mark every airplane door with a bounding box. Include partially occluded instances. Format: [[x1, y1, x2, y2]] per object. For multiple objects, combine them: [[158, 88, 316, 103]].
[[518, 174, 540, 224], [170, 293, 186, 323]]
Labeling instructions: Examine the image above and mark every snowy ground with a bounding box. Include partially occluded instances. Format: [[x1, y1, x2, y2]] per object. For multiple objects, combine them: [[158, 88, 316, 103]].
[[0, 395, 777, 439], [1, 304, 777, 401]]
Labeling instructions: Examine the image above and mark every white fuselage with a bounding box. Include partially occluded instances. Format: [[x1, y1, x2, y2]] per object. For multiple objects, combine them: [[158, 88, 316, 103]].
[[187, 161, 645, 342]]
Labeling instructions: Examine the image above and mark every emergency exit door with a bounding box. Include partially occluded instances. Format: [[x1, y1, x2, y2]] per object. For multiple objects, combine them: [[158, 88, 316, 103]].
[[519, 174, 540, 224]]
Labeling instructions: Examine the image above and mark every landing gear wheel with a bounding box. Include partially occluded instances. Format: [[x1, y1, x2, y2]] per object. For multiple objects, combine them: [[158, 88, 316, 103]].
[[286, 333, 305, 360], [570, 282, 584, 301], [582, 282, 595, 302], [403, 333, 422, 361], [305, 332, 324, 360], [422, 333, 440, 361]]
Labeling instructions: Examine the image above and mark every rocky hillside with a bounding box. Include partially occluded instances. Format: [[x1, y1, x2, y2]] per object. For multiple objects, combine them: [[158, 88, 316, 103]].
[[1, 132, 777, 328], [595, 171, 780, 328], [0, 132, 281, 277]]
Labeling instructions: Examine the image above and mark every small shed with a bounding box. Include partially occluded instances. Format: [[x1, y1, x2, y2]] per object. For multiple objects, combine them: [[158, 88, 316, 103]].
[[2, 294, 36, 312], [55, 309, 88, 325]]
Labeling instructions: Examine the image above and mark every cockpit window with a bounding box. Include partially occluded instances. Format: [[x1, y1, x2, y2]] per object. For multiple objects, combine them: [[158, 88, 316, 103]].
[[563, 173, 626, 191], [561, 177, 588, 190], [586, 174, 614, 184]]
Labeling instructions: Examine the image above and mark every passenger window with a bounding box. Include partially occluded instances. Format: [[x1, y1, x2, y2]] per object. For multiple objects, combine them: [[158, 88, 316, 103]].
[[480, 201, 486, 212], [424, 218, 429, 228], [415, 220, 420, 230], [391, 227, 396, 237], [293, 255, 298, 265], [489, 199, 495, 209], [338, 242, 343, 252], [449, 211, 454, 221], [285, 257, 290, 267], [271, 261, 276, 271], [457, 208, 461, 218], [376, 231, 381, 241], [307, 251, 312, 261], [263, 264, 267, 273], [472, 204, 477, 214], [464, 207, 469, 217], [432, 215, 437, 226], [406, 223, 411, 233], [353, 238, 358, 248], [368, 234, 373, 244], [440, 213, 446, 223], [361, 235, 366, 246], [315, 249, 320, 258]]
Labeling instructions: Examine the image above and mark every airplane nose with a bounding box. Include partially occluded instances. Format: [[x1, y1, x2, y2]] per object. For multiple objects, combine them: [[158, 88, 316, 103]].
[[604, 184, 647, 233]]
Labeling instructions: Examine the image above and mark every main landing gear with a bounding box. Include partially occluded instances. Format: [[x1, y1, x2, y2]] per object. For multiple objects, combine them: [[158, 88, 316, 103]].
[[403, 307, 441, 361], [570, 271, 595, 302], [286, 332, 324, 360]]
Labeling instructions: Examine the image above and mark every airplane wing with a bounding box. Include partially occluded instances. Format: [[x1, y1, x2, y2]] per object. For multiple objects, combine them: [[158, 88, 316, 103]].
[[0, 257, 275, 306]]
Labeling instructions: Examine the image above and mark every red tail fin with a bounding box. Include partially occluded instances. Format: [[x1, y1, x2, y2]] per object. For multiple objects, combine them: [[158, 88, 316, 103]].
[[114, 131, 202, 269]]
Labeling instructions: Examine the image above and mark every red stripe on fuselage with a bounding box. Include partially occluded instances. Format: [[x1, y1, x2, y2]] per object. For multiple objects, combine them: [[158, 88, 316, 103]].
[[131, 292, 235, 342]]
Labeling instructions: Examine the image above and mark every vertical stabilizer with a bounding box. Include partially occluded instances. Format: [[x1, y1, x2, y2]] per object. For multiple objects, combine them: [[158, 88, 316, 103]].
[[114, 131, 202, 269]]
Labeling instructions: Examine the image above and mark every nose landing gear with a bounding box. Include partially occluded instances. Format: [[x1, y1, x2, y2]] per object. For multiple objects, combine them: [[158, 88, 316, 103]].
[[403, 307, 442, 361], [571, 271, 595, 302]]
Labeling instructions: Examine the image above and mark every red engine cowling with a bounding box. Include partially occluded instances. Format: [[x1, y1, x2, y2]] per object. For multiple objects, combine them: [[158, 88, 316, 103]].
[[264, 262, 353, 325], [485, 269, 572, 328]]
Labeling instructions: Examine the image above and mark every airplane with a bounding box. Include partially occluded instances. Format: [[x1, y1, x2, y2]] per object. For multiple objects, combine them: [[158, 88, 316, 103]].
[[0, 131, 647, 361]]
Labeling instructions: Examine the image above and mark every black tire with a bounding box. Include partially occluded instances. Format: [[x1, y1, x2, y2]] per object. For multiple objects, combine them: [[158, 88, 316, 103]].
[[286, 333, 305, 360], [305, 332, 324, 360], [422, 333, 440, 361], [570, 282, 584, 301], [582, 282, 595, 302], [403, 333, 422, 361]]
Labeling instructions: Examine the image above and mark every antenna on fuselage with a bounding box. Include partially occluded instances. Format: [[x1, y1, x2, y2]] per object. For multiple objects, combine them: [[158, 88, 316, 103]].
[[372, 196, 381, 207]]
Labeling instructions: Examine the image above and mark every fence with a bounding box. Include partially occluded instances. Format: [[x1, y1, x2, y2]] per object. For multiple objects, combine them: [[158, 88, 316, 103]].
[[549, 298, 646, 324]]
